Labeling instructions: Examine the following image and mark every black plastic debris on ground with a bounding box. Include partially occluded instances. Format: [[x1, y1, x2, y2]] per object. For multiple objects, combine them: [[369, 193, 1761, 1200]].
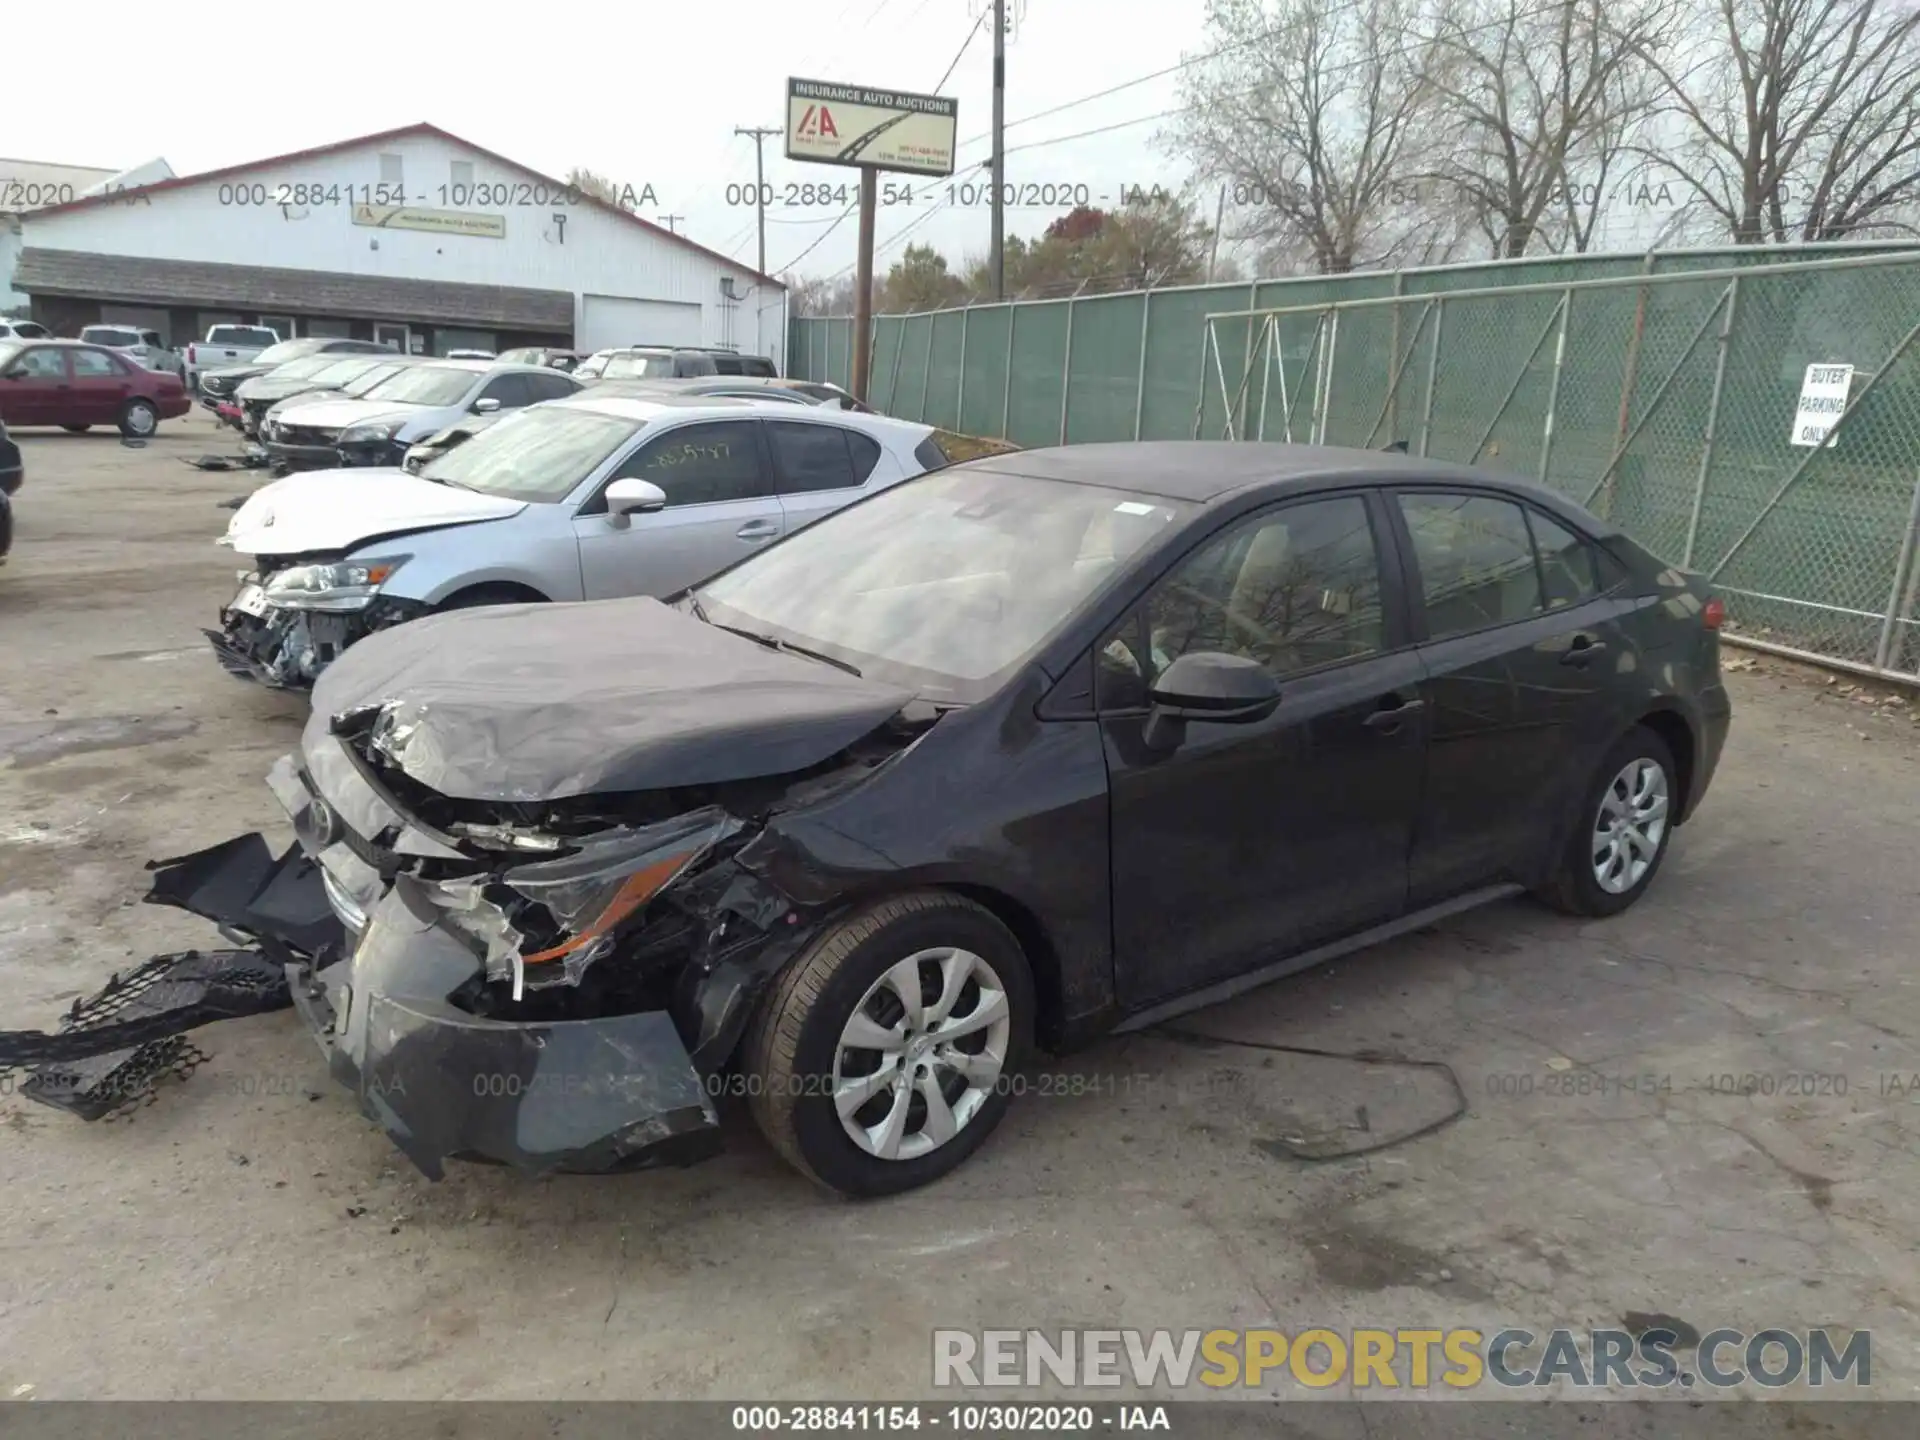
[[0, 833, 340, 1120], [0, 950, 290, 1119]]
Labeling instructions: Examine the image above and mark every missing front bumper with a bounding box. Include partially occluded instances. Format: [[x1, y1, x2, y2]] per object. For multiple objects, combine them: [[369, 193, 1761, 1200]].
[[291, 880, 721, 1179]]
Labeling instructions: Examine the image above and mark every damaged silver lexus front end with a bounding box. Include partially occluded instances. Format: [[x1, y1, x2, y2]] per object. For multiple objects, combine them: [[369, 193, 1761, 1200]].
[[206, 562, 427, 688]]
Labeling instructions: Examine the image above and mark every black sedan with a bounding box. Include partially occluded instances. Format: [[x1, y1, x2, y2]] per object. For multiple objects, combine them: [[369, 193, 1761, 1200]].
[[175, 443, 1729, 1194]]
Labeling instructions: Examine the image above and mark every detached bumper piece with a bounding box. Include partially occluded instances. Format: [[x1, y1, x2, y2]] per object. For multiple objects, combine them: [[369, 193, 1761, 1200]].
[[289, 880, 722, 1180], [0, 834, 341, 1118]]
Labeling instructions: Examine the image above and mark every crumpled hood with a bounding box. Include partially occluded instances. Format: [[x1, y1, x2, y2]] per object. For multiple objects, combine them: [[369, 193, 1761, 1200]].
[[272, 396, 429, 431], [224, 471, 526, 556], [308, 596, 917, 802]]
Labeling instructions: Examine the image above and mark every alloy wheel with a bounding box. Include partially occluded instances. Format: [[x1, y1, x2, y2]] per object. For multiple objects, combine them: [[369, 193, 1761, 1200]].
[[832, 946, 1012, 1161], [1592, 756, 1670, 894]]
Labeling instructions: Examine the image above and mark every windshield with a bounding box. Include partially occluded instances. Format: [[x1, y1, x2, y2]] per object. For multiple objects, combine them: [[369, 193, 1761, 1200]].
[[82, 328, 138, 345], [696, 469, 1192, 702], [360, 365, 479, 406], [265, 355, 341, 381], [340, 362, 407, 397], [419, 406, 643, 502], [602, 353, 677, 380], [251, 338, 322, 365], [304, 356, 380, 386]]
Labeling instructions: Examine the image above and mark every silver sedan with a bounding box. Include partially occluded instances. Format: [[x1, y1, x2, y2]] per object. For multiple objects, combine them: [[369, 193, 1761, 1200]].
[[208, 394, 949, 688]]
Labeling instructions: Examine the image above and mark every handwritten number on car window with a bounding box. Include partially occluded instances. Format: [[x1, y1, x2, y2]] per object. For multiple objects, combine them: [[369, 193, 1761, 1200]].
[[649, 442, 731, 469]]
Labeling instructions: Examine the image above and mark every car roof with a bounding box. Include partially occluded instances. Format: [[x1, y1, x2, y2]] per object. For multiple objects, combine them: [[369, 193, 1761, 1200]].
[[549, 391, 924, 430], [960, 441, 1600, 514]]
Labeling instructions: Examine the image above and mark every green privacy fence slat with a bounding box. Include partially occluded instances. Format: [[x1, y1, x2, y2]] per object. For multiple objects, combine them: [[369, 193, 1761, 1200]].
[[1203, 249, 1920, 677], [786, 241, 1920, 461]]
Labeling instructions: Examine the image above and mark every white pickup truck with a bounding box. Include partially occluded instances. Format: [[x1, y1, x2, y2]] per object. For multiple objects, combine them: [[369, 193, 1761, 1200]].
[[184, 324, 281, 392]]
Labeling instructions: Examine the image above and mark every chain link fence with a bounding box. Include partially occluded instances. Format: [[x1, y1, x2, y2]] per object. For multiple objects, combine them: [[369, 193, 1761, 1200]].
[[1198, 251, 1920, 680], [789, 242, 1920, 681]]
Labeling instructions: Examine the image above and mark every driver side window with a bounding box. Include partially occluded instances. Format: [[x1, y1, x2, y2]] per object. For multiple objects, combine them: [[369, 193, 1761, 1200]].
[[1097, 494, 1385, 709], [13, 347, 67, 380], [606, 420, 771, 507]]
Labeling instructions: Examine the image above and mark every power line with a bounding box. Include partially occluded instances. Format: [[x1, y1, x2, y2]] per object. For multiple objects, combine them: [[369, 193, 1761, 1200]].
[[933, 7, 991, 94], [950, 0, 1585, 164]]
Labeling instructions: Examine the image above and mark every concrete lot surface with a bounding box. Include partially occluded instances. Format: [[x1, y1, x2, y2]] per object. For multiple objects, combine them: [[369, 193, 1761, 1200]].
[[1, 415, 1918, 1409]]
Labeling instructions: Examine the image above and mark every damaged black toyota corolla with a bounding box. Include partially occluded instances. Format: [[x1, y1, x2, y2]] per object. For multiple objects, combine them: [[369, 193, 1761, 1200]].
[[125, 443, 1731, 1196]]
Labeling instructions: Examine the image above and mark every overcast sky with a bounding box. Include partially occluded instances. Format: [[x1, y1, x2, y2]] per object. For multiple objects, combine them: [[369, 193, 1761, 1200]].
[[4, 0, 1215, 280]]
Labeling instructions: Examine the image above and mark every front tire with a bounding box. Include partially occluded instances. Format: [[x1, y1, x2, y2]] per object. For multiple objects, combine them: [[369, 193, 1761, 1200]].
[[1540, 725, 1678, 917], [118, 399, 158, 438], [745, 892, 1034, 1197]]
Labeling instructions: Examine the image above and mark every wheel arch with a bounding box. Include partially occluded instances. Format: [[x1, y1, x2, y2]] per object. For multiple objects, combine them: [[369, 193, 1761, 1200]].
[[1634, 704, 1699, 823], [433, 578, 550, 609], [939, 881, 1069, 1052]]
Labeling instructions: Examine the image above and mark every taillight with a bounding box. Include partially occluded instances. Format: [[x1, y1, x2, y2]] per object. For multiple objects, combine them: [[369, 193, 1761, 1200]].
[[187, 344, 196, 363], [1702, 595, 1725, 630]]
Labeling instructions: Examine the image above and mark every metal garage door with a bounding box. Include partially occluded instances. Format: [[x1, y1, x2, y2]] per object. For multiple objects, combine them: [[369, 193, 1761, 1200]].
[[579, 295, 704, 352]]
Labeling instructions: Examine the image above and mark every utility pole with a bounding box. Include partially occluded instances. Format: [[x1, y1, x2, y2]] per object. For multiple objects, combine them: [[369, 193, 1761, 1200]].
[[852, 168, 878, 402], [1206, 183, 1225, 282], [990, 0, 1006, 299], [733, 125, 782, 273], [658, 214, 685, 235]]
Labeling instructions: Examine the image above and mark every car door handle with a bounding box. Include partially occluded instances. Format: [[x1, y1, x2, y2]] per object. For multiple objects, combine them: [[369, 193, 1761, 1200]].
[[1560, 634, 1608, 666], [1363, 696, 1426, 730], [736, 520, 779, 540]]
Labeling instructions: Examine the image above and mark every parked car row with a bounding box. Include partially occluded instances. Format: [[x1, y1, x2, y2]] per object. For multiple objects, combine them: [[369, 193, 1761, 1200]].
[[574, 345, 779, 381]]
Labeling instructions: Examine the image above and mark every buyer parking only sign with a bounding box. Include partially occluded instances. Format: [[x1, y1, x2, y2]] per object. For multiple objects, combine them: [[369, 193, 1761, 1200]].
[[786, 79, 958, 178], [1791, 363, 1854, 447]]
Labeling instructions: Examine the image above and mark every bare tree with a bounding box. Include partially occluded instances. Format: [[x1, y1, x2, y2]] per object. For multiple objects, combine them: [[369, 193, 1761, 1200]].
[[785, 272, 862, 317], [1638, 0, 1920, 243], [1424, 0, 1678, 256], [1168, 0, 1446, 273]]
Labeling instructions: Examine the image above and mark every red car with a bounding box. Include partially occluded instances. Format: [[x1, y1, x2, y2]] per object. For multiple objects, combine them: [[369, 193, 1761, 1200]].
[[0, 338, 192, 438]]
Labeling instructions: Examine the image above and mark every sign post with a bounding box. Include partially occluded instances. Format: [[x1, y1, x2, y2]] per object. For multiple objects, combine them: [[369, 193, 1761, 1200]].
[[786, 78, 958, 403]]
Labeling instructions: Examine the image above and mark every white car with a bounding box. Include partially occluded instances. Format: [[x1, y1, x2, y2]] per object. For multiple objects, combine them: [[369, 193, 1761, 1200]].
[[78, 324, 183, 378], [207, 394, 951, 687], [259, 359, 581, 472]]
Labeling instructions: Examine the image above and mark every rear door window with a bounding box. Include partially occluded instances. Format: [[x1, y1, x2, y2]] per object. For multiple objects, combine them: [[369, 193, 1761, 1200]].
[[768, 421, 857, 493], [1526, 509, 1603, 608], [524, 371, 580, 403], [1397, 491, 1545, 638]]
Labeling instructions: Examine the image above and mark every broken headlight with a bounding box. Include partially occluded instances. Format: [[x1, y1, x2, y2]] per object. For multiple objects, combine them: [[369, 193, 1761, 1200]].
[[426, 807, 745, 998], [263, 556, 408, 612], [339, 419, 407, 445]]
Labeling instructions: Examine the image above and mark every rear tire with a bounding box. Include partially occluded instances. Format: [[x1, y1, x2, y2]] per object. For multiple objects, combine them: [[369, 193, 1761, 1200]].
[[117, 399, 158, 438], [61, 424, 90, 433], [1540, 725, 1678, 917], [744, 892, 1034, 1197]]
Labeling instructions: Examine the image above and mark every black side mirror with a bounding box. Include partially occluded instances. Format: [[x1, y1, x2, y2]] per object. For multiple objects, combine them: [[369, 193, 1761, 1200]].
[[1142, 651, 1281, 751]]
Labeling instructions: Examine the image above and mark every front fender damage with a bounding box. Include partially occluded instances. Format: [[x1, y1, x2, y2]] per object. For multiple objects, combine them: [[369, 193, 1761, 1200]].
[[0, 770, 876, 1180]]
